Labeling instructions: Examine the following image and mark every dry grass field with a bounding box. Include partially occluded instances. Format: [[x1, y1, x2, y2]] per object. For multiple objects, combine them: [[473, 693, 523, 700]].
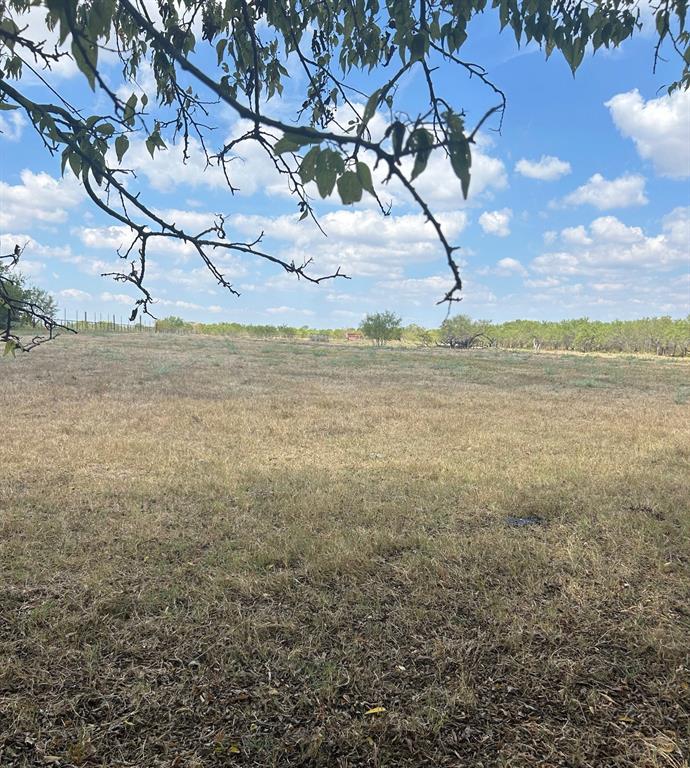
[[1, 333, 689, 767]]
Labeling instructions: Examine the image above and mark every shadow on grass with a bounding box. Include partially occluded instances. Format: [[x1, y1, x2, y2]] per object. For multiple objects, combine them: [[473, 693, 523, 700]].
[[1, 460, 688, 767]]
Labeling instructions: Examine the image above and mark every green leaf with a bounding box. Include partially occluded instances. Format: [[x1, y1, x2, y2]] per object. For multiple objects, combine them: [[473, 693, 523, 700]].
[[144, 127, 166, 159], [390, 121, 405, 159], [123, 93, 137, 126], [407, 128, 433, 180], [445, 112, 472, 198], [216, 38, 228, 65], [0, 103, 19, 111], [410, 33, 426, 62], [361, 88, 381, 127], [355, 161, 375, 195], [337, 171, 363, 204], [298, 145, 321, 183], [274, 131, 319, 155], [68, 151, 82, 179], [450, 137, 471, 198], [96, 122, 114, 137], [115, 134, 129, 162], [3, 340, 18, 357], [314, 149, 344, 198], [71, 37, 97, 90]]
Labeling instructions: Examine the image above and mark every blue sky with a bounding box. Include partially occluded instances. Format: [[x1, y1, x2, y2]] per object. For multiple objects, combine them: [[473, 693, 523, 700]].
[[1, 8, 688, 328]]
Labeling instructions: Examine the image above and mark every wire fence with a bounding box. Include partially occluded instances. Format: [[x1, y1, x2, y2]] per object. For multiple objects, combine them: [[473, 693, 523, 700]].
[[60, 311, 158, 333]]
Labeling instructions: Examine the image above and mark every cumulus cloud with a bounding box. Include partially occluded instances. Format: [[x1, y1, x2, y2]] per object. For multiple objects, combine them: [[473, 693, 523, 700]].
[[605, 88, 690, 179], [156, 298, 223, 312], [495, 257, 527, 276], [406, 145, 508, 209], [59, 288, 92, 301], [75, 213, 250, 290], [375, 274, 455, 299], [589, 216, 645, 244], [478, 208, 512, 236], [476, 256, 528, 277], [229, 208, 469, 278], [0, 232, 74, 261], [515, 155, 571, 181], [561, 225, 592, 246], [0, 170, 83, 229], [0, 110, 26, 142], [662, 205, 690, 248], [376, 273, 496, 307], [114, 120, 292, 198], [6, 6, 79, 79], [100, 292, 137, 305], [561, 173, 648, 209], [524, 276, 561, 289], [266, 306, 315, 316], [531, 207, 689, 277]]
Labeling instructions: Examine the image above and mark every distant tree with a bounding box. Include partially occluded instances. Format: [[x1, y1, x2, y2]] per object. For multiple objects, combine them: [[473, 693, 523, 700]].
[[155, 315, 192, 331], [440, 314, 494, 349], [360, 311, 403, 347], [404, 323, 436, 347]]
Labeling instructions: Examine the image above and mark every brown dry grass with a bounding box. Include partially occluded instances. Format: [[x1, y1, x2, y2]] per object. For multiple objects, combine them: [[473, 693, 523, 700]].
[[1, 333, 689, 767]]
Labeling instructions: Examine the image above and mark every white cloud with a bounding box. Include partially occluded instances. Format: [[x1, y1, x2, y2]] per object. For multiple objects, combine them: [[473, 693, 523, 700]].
[[479, 208, 512, 237], [0, 232, 74, 261], [515, 155, 571, 181], [376, 275, 455, 299], [115, 60, 158, 106], [5, 6, 79, 79], [591, 282, 626, 292], [605, 88, 690, 179], [230, 208, 469, 278], [561, 225, 592, 246], [59, 288, 92, 301], [524, 276, 561, 288], [531, 207, 690, 277], [155, 298, 223, 312], [13, 259, 45, 277], [115, 120, 289, 197], [100, 292, 137, 305], [661, 205, 690, 249], [116, 136, 229, 194], [266, 306, 315, 316], [0, 110, 26, 142], [589, 216, 644, 244], [561, 173, 648, 209], [0, 170, 83, 229], [377, 273, 496, 307], [75, 215, 250, 291], [407, 145, 508, 209], [495, 257, 527, 276], [98, 290, 226, 315]]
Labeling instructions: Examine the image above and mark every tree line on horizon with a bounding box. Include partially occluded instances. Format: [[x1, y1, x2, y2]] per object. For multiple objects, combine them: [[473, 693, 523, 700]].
[[154, 313, 690, 357]]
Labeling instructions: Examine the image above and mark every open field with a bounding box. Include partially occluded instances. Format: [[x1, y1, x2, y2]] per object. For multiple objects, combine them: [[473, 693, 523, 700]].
[[1, 333, 689, 767]]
